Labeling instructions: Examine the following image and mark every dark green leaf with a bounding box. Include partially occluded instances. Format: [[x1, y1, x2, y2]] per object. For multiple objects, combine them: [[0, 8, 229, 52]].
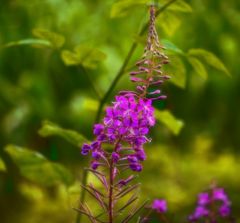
[[188, 48, 230, 76], [155, 109, 184, 135], [38, 120, 88, 146], [32, 28, 65, 48], [5, 145, 73, 186], [188, 56, 208, 80]]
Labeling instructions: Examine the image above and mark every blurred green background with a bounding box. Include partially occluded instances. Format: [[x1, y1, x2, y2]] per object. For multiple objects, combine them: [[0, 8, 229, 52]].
[[0, 0, 240, 222]]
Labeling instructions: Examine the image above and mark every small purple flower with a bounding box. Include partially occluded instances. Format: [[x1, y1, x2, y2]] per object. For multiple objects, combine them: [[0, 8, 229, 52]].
[[152, 199, 167, 213], [129, 163, 142, 172], [219, 204, 231, 217], [92, 151, 102, 160], [118, 175, 135, 187], [112, 152, 120, 163], [135, 149, 146, 161], [93, 124, 104, 135], [91, 161, 100, 170], [198, 192, 210, 205], [81, 143, 91, 155], [194, 206, 209, 218], [128, 155, 138, 163], [213, 188, 229, 203]]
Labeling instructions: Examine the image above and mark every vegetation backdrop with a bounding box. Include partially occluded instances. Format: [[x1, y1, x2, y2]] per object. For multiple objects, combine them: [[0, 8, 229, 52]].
[[0, 0, 240, 222]]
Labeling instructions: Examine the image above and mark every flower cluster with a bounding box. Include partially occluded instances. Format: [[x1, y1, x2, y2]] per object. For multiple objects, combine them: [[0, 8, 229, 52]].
[[82, 94, 155, 172], [189, 187, 232, 222]]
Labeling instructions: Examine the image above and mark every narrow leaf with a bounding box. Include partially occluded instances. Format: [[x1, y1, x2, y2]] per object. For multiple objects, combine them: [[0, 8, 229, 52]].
[[155, 109, 184, 135], [5, 145, 73, 186], [161, 39, 184, 54], [3, 39, 52, 48], [38, 120, 88, 146], [115, 183, 140, 199], [117, 195, 138, 213], [80, 184, 108, 210], [188, 48, 230, 76], [122, 200, 149, 223], [188, 56, 208, 80]]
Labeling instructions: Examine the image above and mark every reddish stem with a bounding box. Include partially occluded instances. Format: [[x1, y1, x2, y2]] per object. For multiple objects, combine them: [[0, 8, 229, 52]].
[[109, 158, 114, 223]]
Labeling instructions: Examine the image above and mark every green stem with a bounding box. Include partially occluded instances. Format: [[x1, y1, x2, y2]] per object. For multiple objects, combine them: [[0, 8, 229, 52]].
[[95, 0, 177, 123], [76, 170, 88, 223]]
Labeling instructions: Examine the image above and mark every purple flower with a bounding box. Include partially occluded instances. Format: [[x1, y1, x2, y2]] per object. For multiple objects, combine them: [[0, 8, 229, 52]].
[[194, 206, 209, 218], [129, 163, 142, 172], [152, 199, 167, 213], [81, 143, 91, 155], [93, 124, 104, 135], [188, 186, 232, 222], [198, 192, 210, 205], [91, 161, 100, 170], [82, 94, 156, 171], [92, 151, 102, 160], [112, 152, 120, 163], [219, 204, 231, 217], [213, 188, 229, 204]]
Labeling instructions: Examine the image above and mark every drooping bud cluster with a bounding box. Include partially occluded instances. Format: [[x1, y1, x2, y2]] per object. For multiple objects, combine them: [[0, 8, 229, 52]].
[[130, 5, 170, 100], [82, 94, 155, 172], [189, 187, 232, 222]]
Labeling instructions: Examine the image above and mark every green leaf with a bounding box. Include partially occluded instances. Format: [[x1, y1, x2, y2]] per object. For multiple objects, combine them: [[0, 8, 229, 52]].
[[166, 0, 192, 13], [5, 145, 73, 186], [188, 48, 230, 76], [32, 28, 65, 48], [166, 56, 187, 88], [110, 0, 147, 18], [161, 39, 184, 54], [38, 120, 88, 146], [157, 11, 181, 36], [0, 157, 7, 172], [155, 109, 184, 135], [3, 39, 52, 48], [188, 56, 208, 80], [61, 45, 106, 69]]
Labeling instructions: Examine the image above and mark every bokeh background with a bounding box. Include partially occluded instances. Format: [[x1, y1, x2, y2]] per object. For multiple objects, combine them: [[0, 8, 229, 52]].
[[0, 0, 240, 222]]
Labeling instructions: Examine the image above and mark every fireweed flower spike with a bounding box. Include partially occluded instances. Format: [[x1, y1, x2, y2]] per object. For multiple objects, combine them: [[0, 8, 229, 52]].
[[78, 5, 170, 223], [188, 186, 234, 222]]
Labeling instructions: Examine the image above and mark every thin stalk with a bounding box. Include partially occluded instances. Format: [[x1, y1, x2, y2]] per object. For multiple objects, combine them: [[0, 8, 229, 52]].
[[109, 158, 114, 223], [95, 0, 178, 123], [76, 170, 88, 223]]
